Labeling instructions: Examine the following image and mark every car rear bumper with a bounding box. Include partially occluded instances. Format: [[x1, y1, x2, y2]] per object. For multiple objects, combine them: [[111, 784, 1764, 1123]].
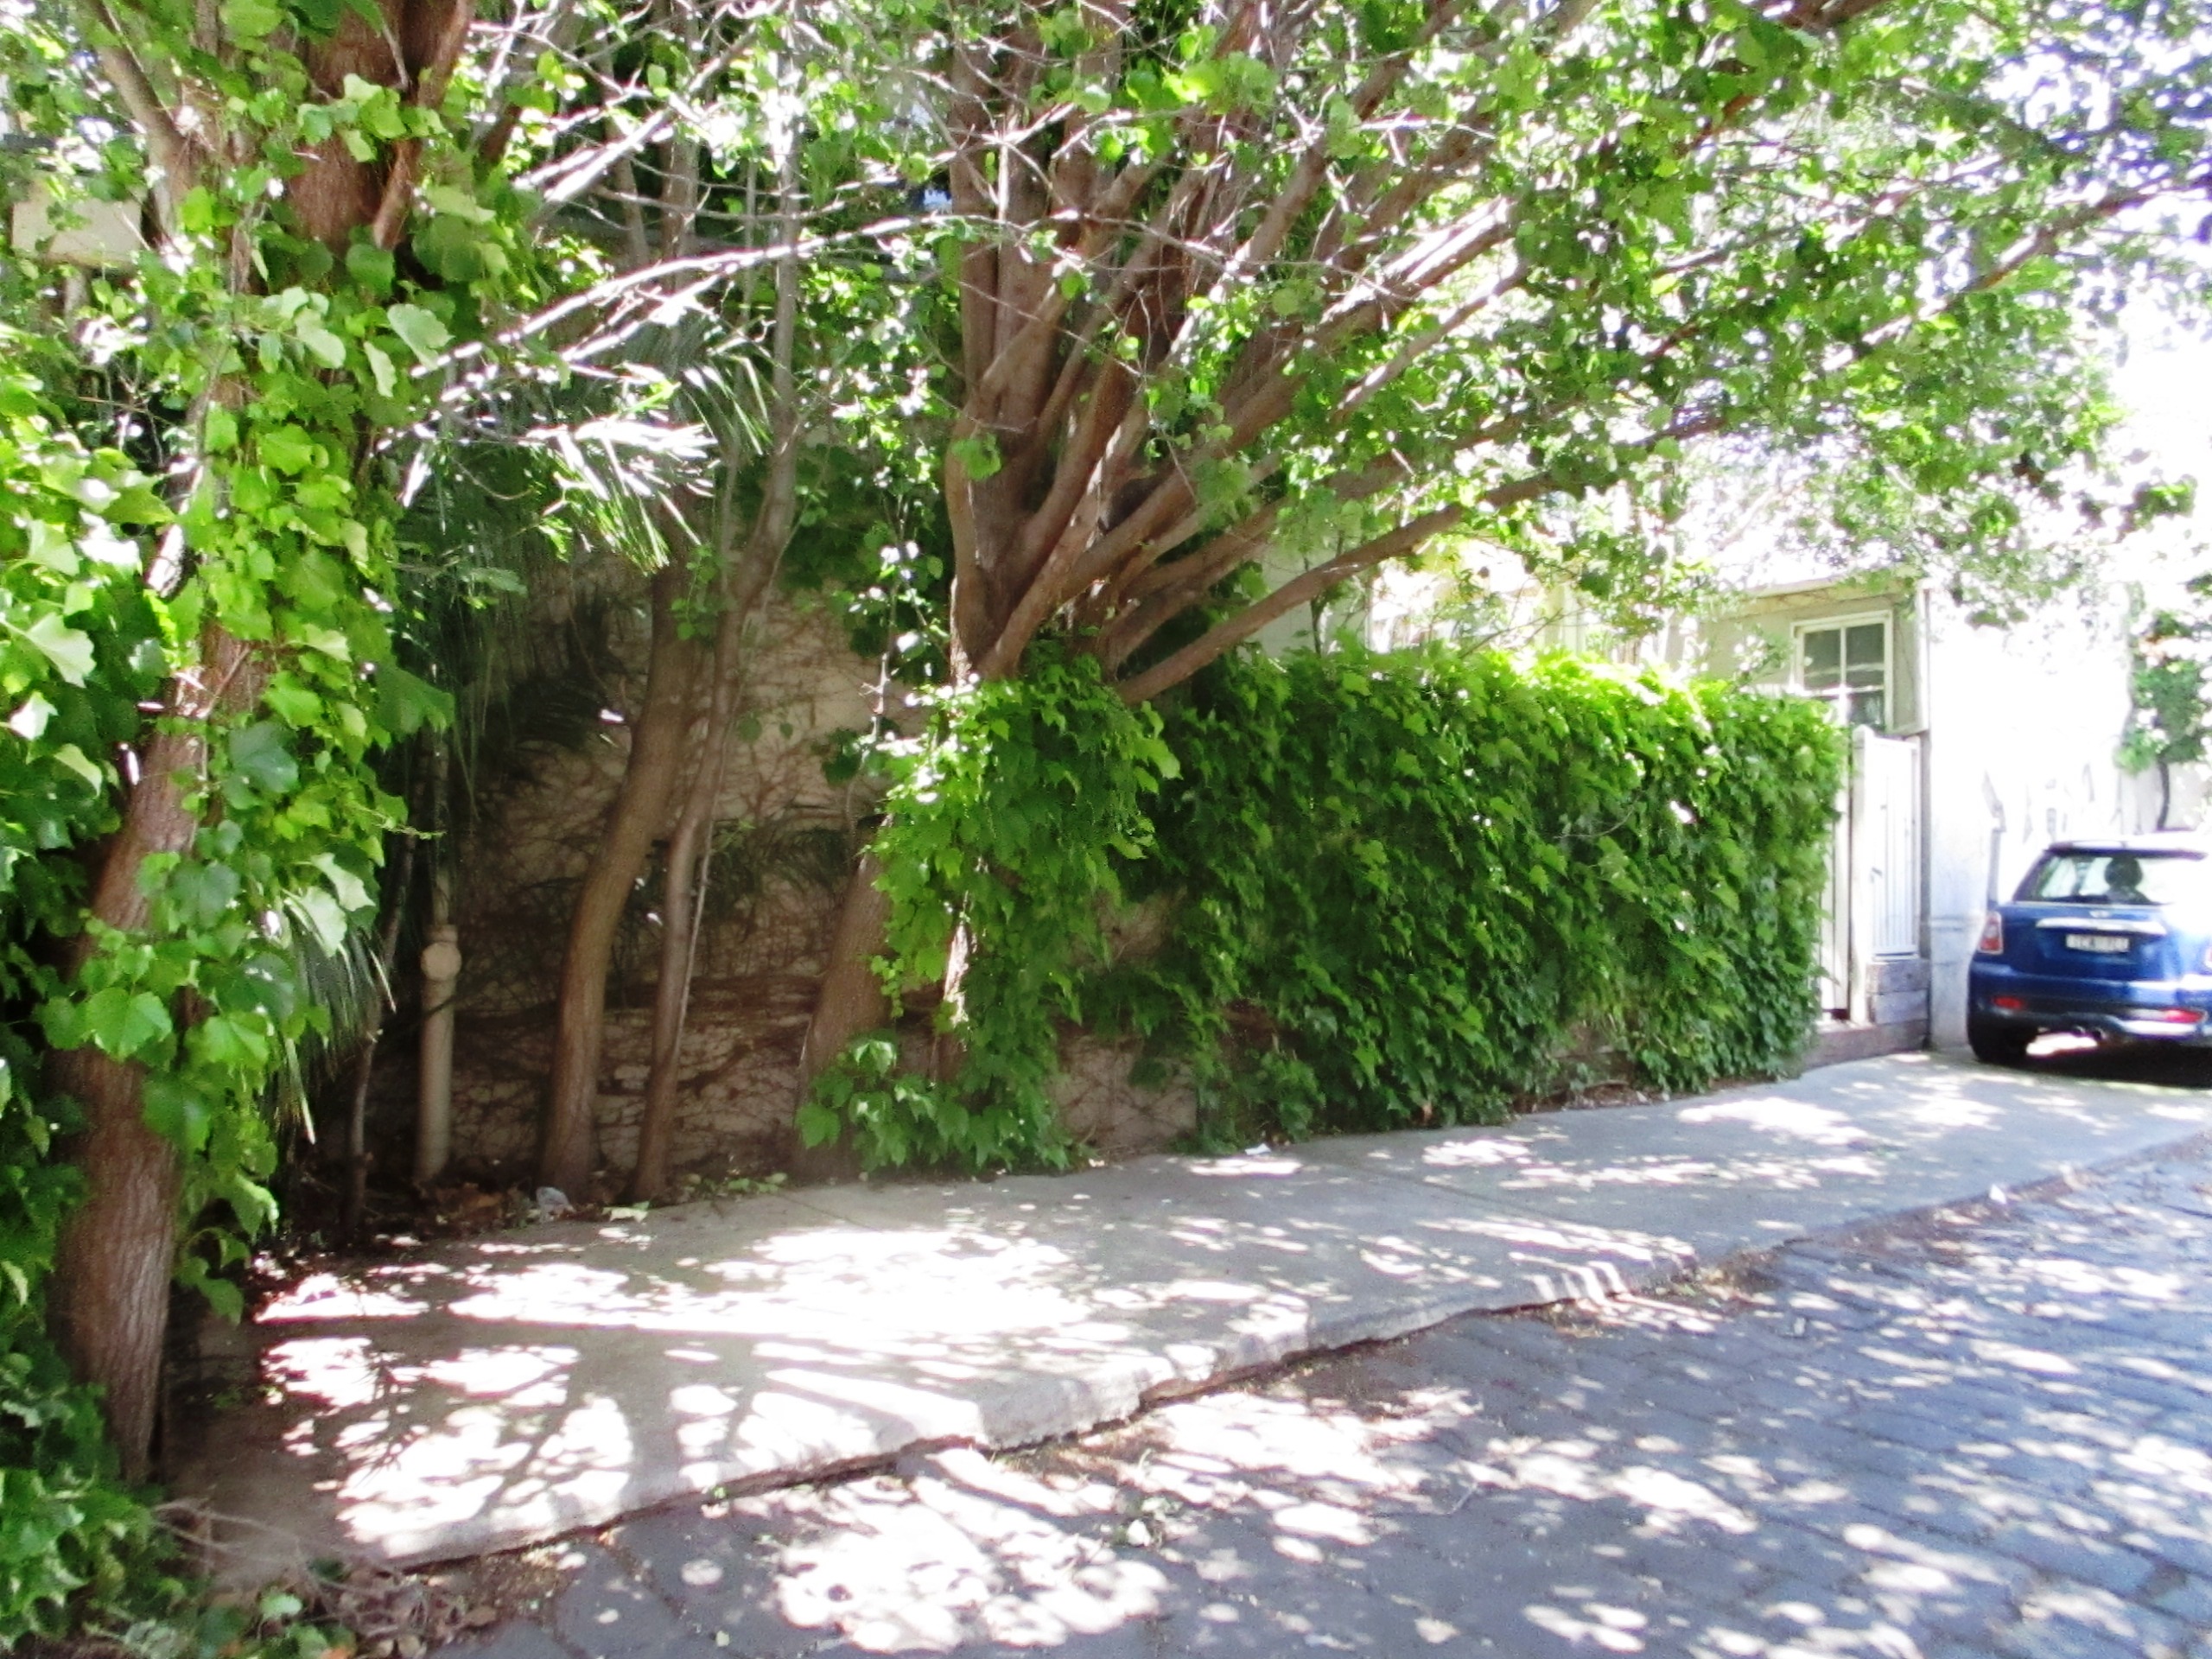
[[1968, 961, 2212, 1042]]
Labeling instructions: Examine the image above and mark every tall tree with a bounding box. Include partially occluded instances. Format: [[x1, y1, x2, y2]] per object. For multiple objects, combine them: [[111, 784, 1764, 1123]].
[[525, 15, 924, 1198], [9, 0, 786, 1470], [21, 0, 490, 1474], [799, 0, 2212, 1085]]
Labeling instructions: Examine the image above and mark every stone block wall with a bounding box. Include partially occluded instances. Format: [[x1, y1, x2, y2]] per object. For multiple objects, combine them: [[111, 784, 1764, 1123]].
[[404, 580, 1194, 1192]]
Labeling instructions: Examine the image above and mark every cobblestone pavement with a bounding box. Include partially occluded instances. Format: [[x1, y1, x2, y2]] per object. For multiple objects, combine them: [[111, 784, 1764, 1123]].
[[447, 1135, 2212, 1659]]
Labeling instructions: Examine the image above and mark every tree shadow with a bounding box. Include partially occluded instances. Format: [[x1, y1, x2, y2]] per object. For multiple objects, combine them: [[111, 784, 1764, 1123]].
[[485, 1156, 2212, 1655]]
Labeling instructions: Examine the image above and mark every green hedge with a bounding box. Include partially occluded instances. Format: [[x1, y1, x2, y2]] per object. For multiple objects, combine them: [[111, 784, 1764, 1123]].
[[1110, 646, 1846, 1143], [807, 642, 1844, 1166]]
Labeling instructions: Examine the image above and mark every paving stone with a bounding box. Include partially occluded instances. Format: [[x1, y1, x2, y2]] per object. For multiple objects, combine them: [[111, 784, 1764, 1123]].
[[439, 1625, 580, 1659], [601, 1508, 827, 1659], [1807, 1473, 1993, 1547], [2018, 1577, 2190, 1654], [1840, 1403, 1981, 1455], [549, 1542, 715, 1659], [2147, 1567, 2212, 1624], [1764, 1420, 1936, 1482], [1984, 1525, 2158, 1599]]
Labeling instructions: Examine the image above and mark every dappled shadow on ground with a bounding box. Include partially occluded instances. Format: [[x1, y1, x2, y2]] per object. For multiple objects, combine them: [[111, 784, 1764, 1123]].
[[196, 1166, 1694, 1570], [184, 1054, 2212, 1585], [474, 1154, 2212, 1656]]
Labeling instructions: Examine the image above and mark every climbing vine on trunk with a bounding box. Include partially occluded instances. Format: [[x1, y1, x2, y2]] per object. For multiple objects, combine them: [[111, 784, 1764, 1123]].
[[798, 650, 1178, 1171], [9, 0, 518, 1491]]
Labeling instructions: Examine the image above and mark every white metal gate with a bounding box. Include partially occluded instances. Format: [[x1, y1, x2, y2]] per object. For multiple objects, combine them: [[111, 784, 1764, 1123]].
[[1820, 727, 1923, 1020]]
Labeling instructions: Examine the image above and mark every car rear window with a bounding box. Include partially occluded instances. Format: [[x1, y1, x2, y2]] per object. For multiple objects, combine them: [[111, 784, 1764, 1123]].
[[2019, 850, 2207, 906]]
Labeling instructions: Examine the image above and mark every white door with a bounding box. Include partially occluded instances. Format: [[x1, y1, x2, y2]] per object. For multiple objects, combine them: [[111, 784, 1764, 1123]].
[[1816, 728, 1923, 1021]]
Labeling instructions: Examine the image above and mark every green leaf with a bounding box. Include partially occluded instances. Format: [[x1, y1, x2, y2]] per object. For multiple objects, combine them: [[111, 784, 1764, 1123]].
[[375, 663, 452, 734], [21, 614, 95, 684], [292, 887, 349, 954], [227, 721, 299, 795], [257, 426, 317, 475], [80, 987, 172, 1058], [311, 852, 372, 914], [947, 434, 1002, 481], [385, 303, 451, 364], [8, 693, 55, 741], [169, 860, 242, 927], [346, 242, 396, 295], [264, 672, 322, 727], [362, 341, 398, 398], [196, 1275, 245, 1323], [296, 320, 348, 369], [220, 0, 283, 37], [795, 1100, 843, 1148], [144, 1073, 214, 1153], [192, 1013, 270, 1071], [48, 742, 102, 786], [25, 521, 79, 573]]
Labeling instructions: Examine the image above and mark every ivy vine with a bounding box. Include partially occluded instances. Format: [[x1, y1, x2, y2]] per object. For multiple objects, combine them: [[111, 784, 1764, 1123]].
[[804, 644, 1844, 1169], [799, 650, 1178, 1171], [1121, 648, 1846, 1145]]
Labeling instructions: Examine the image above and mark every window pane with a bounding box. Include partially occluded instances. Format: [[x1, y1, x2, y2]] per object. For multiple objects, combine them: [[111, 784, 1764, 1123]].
[[1802, 628, 1840, 690], [1847, 689, 1885, 729], [1844, 623, 1885, 668], [2022, 851, 2208, 906]]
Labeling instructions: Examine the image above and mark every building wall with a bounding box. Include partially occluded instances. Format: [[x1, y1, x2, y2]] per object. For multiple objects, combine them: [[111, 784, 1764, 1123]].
[[414, 587, 875, 1188], [1672, 572, 2196, 1050], [1919, 586, 2173, 1047], [1686, 575, 1924, 732]]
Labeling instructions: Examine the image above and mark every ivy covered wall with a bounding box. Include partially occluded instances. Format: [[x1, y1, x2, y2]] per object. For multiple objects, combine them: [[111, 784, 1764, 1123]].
[[804, 645, 1847, 1168], [1121, 649, 1847, 1147]]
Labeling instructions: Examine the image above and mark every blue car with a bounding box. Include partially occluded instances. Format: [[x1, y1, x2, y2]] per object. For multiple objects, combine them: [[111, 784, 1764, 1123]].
[[1968, 834, 2212, 1064]]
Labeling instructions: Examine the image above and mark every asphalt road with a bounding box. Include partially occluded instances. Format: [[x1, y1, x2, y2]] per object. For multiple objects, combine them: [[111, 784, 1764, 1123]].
[[447, 1052, 2212, 1659]]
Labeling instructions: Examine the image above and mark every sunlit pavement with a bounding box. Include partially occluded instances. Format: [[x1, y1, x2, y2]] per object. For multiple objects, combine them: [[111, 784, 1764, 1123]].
[[447, 1139, 2212, 1658], [181, 1053, 2212, 1576]]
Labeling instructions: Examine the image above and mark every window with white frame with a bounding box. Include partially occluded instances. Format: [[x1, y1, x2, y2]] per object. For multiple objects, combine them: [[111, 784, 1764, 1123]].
[[1797, 616, 1888, 730]]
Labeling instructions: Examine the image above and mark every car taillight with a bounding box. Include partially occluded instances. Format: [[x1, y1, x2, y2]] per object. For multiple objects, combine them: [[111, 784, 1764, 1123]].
[[1976, 914, 2004, 954]]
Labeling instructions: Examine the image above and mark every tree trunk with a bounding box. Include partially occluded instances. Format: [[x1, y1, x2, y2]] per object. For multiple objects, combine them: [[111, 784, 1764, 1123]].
[[628, 803, 709, 1202], [632, 139, 805, 1200], [58, 0, 474, 1481], [538, 569, 700, 1197], [50, 628, 261, 1478], [790, 849, 888, 1181], [48, 1050, 180, 1481]]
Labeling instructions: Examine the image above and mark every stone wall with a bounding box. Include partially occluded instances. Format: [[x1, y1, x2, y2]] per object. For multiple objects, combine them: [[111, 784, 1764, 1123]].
[[406, 580, 1193, 1193]]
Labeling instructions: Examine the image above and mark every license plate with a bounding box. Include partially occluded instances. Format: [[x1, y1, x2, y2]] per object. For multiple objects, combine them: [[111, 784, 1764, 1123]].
[[2065, 933, 2132, 953]]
